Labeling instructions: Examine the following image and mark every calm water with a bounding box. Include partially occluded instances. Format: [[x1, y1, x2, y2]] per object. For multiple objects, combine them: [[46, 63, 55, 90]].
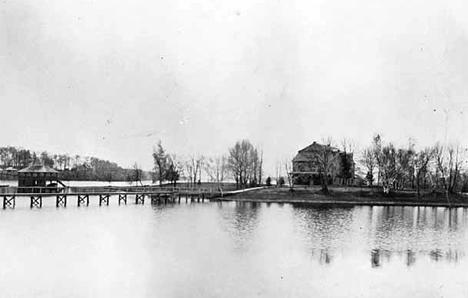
[[0, 199, 467, 297]]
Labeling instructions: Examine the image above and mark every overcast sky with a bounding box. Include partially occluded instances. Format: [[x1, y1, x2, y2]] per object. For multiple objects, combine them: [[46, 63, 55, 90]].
[[1, 0, 468, 174]]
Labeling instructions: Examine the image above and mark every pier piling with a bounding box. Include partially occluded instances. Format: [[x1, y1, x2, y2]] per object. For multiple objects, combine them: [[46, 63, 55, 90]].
[[150, 194, 159, 204], [3, 195, 15, 209], [56, 195, 67, 208], [99, 194, 110, 206], [118, 194, 127, 205], [77, 194, 89, 207], [30, 195, 42, 208], [135, 194, 145, 205]]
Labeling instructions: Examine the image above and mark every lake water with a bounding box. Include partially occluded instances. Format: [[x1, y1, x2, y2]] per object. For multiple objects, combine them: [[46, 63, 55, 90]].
[[0, 199, 467, 297]]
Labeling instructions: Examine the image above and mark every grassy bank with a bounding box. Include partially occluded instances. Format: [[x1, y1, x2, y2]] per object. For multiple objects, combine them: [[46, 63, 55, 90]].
[[157, 182, 238, 191], [220, 186, 468, 207]]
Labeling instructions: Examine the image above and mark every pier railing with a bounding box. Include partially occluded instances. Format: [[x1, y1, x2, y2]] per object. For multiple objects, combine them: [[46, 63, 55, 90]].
[[0, 185, 231, 195], [0, 186, 68, 194]]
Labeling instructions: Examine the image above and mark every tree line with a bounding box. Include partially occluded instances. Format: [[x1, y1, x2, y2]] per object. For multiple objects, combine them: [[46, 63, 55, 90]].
[[272, 135, 468, 197], [361, 134, 468, 195], [152, 139, 263, 189], [0, 146, 147, 182]]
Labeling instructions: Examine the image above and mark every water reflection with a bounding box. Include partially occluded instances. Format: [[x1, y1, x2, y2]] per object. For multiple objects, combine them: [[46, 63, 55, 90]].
[[2, 201, 468, 297], [369, 247, 465, 268], [370, 249, 414, 268], [370, 249, 392, 268], [319, 249, 332, 265], [370, 206, 468, 267], [150, 200, 177, 221], [406, 249, 416, 266], [292, 205, 468, 268], [218, 201, 261, 252]]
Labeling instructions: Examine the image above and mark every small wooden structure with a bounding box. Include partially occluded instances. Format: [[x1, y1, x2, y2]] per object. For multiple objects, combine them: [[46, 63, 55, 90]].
[[5, 167, 17, 173], [0, 166, 17, 180], [18, 162, 60, 193]]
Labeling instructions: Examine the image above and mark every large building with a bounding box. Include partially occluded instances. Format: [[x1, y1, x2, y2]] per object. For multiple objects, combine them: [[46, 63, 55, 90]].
[[291, 142, 355, 186]]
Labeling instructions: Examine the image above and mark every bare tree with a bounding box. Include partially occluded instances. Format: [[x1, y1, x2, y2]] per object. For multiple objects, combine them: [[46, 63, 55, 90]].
[[395, 146, 414, 189], [434, 143, 464, 194], [340, 137, 355, 185], [379, 142, 400, 189], [185, 162, 194, 189], [368, 135, 416, 189], [188, 155, 204, 188], [407, 137, 417, 188], [166, 154, 184, 188], [227, 140, 262, 189], [413, 148, 434, 197], [284, 158, 294, 190], [73, 155, 81, 168], [361, 147, 376, 186], [257, 150, 263, 186], [153, 141, 169, 186], [228, 143, 241, 188], [341, 137, 356, 154], [448, 146, 463, 193], [372, 134, 383, 185], [205, 155, 227, 190], [276, 161, 282, 187], [248, 148, 263, 186], [133, 162, 143, 186]]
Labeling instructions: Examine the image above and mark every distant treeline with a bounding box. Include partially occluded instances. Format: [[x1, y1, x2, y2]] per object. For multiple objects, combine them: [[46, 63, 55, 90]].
[[0, 146, 149, 182], [360, 134, 468, 194], [152, 139, 264, 189]]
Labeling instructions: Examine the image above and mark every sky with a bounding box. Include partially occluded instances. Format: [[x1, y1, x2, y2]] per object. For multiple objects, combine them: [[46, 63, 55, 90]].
[[1, 0, 468, 175]]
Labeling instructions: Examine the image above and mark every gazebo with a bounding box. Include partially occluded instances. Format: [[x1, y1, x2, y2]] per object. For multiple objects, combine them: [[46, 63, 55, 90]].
[[18, 162, 60, 193]]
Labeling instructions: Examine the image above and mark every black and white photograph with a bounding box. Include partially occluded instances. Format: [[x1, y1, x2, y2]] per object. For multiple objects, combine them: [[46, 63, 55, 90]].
[[1, 0, 468, 297]]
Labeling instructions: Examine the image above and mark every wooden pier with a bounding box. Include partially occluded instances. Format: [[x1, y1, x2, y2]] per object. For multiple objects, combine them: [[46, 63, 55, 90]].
[[0, 186, 232, 209]]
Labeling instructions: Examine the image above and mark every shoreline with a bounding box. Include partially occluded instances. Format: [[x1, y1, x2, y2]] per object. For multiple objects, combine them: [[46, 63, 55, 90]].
[[218, 187, 468, 208], [217, 197, 468, 208]]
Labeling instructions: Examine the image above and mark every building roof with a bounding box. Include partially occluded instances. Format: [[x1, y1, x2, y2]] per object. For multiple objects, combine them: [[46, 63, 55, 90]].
[[298, 141, 339, 154], [18, 163, 58, 174], [292, 154, 312, 162], [293, 141, 340, 162]]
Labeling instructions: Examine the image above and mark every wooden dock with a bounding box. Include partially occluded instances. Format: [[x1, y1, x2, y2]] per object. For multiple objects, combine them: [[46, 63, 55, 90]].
[[0, 186, 232, 209]]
